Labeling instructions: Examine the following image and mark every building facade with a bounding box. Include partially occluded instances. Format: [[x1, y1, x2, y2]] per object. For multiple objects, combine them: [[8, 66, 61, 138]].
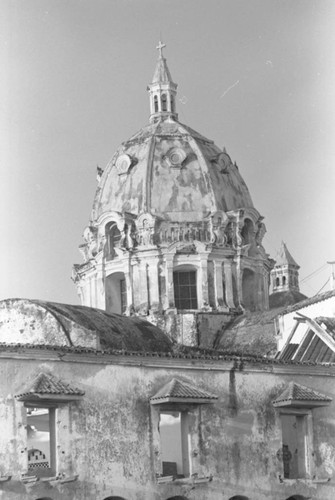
[[0, 299, 334, 500]]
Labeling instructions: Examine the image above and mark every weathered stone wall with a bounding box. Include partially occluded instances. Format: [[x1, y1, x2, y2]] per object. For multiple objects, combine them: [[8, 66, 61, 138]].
[[0, 352, 334, 500]]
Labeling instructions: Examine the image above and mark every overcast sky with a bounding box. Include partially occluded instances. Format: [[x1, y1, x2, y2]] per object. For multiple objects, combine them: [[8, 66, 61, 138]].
[[1, 0, 335, 304]]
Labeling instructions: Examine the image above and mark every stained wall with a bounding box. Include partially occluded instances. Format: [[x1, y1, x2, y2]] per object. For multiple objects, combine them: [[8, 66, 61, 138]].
[[0, 350, 334, 500]]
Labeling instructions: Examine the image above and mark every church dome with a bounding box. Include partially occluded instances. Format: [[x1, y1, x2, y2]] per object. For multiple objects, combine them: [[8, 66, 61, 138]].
[[92, 120, 254, 223], [74, 42, 274, 336], [91, 42, 253, 224]]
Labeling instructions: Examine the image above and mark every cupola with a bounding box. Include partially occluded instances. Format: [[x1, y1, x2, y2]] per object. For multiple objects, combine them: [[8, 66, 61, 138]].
[[147, 41, 178, 122]]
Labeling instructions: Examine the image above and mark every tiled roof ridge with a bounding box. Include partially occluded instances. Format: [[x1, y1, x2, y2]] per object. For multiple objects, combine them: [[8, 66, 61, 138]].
[[151, 377, 218, 401], [273, 381, 332, 404], [1, 342, 335, 367], [16, 371, 85, 398]]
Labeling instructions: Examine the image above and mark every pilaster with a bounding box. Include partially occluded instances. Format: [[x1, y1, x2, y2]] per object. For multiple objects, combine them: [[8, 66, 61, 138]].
[[223, 260, 236, 309]]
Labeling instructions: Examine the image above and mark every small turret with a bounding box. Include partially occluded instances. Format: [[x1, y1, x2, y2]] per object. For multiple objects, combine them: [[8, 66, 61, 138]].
[[272, 242, 300, 293], [269, 242, 307, 308]]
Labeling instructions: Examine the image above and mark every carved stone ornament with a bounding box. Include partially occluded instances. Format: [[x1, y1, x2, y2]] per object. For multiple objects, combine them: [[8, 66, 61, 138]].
[[136, 213, 156, 247], [211, 211, 228, 247], [164, 147, 187, 168], [115, 154, 132, 175]]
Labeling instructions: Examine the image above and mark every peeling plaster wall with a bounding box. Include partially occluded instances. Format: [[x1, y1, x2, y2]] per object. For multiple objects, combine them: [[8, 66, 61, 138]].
[[0, 354, 334, 500]]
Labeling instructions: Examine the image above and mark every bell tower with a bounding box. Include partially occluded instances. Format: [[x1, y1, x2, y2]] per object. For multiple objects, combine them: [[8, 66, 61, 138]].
[[271, 242, 300, 293]]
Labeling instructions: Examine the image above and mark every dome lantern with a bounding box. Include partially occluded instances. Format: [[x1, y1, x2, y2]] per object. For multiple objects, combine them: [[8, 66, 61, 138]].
[[147, 41, 178, 123]]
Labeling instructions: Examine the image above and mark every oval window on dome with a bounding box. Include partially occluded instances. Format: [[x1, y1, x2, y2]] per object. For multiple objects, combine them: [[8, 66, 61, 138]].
[[166, 147, 186, 168], [115, 154, 132, 175]]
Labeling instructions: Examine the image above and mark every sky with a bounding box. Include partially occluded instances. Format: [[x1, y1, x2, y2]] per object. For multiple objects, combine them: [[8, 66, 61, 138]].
[[1, 0, 335, 305]]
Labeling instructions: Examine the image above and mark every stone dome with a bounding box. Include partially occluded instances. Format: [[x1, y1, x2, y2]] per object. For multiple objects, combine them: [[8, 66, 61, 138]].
[[91, 119, 254, 224]]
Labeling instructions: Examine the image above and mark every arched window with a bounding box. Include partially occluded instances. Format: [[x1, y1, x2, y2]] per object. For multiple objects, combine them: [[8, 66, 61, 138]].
[[103, 497, 127, 500], [229, 496, 249, 500], [105, 272, 127, 314], [105, 222, 121, 260], [154, 95, 158, 112], [241, 218, 254, 245], [161, 93, 167, 111], [166, 497, 188, 500], [276, 277, 280, 287], [282, 276, 286, 286], [170, 95, 175, 113], [173, 267, 197, 310], [285, 496, 308, 500]]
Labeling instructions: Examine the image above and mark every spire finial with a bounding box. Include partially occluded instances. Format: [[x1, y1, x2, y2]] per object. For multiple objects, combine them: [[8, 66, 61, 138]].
[[156, 40, 166, 58]]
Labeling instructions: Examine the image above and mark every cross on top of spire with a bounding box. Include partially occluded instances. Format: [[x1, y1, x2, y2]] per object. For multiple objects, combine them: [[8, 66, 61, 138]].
[[156, 40, 166, 58]]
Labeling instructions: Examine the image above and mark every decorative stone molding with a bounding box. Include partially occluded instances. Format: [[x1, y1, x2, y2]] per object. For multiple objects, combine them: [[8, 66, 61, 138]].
[[135, 213, 156, 247], [157, 220, 214, 246]]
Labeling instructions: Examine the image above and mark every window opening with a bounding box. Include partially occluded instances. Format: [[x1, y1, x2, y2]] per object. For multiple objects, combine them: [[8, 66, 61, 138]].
[[103, 497, 127, 500], [154, 95, 158, 112], [105, 272, 127, 314], [159, 411, 190, 478], [242, 268, 257, 311], [241, 219, 254, 245], [283, 276, 286, 286], [280, 413, 308, 479], [285, 496, 309, 500], [170, 95, 175, 113], [120, 279, 127, 314], [105, 222, 121, 260], [276, 277, 280, 287], [27, 407, 56, 477], [166, 497, 188, 500], [229, 497, 249, 500], [173, 271, 197, 310], [161, 93, 167, 112]]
